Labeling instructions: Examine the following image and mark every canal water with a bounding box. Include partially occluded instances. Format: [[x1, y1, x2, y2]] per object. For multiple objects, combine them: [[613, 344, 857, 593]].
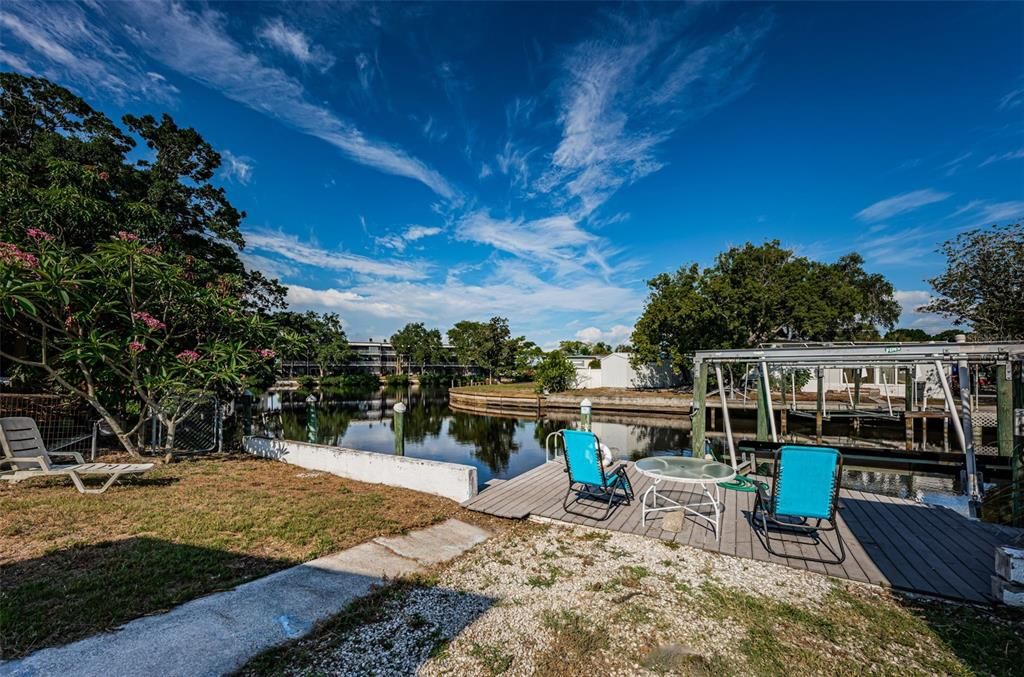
[[273, 385, 981, 515]]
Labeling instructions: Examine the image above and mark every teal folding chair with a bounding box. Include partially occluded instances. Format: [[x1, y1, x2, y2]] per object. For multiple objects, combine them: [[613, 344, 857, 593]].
[[752, 445, 846, 564], [560, 429, 634, 520]]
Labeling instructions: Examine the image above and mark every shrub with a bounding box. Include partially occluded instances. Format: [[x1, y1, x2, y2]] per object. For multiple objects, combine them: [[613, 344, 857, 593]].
[[535, 352, 577, 393]]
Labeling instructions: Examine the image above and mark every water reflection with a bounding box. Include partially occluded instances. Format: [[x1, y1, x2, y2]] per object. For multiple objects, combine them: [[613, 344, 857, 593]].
[[276, 385, 697, 486], [275, 385, 971, 511]]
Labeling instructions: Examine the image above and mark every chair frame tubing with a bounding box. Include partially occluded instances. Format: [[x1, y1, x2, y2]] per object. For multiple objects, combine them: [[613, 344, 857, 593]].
[[752, 446, 847, 564], [561, 430, 634, 521]]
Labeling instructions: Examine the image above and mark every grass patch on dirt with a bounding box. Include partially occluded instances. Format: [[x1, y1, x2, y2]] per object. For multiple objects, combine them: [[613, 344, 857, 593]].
[[696, 581, 1024, 676], [0, 455, 461, 659]]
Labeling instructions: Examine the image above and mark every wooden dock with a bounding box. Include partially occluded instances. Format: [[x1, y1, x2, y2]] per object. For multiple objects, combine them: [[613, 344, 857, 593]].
[[463, 462, 1022, 603]]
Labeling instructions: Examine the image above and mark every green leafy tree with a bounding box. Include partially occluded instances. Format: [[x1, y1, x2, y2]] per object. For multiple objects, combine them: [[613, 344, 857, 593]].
[[276, 311, 351, 379], [920, 223, 1023, 340], [447, 316, 513, 382], [558, 340, 612, 356], [390, 322, 444, 374], [534, 351, 577, 393], [0, 74, 290, 454], [632, 241, 900, 373], [884, 328, 933, 342], [0, 232, 277, 455], [0, 73, 285, 311], [506, 336, 543, 381]]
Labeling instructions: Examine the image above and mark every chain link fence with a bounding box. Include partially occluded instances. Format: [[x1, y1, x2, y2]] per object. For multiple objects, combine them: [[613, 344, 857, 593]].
[[142, 395, 222, 454], [1, 392, 223, 456], [0, 393, 101, 458]]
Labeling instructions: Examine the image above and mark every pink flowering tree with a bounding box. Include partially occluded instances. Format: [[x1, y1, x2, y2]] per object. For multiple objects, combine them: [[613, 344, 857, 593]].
[[0, 229, 278, 456]]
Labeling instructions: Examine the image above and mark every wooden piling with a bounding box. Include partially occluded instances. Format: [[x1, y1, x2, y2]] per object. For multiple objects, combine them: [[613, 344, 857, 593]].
[[691, 361, 708, 455], [756, 370, 769, 442], [815, 367, 824, 444], [997, 361, 1013, 458]]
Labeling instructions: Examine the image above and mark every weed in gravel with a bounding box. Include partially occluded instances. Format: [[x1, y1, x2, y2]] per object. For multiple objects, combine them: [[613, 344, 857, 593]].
[[468, 641, 515, 675]]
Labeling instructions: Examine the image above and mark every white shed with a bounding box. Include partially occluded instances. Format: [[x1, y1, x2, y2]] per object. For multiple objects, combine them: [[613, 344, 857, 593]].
[[572, 352, 681, 390]]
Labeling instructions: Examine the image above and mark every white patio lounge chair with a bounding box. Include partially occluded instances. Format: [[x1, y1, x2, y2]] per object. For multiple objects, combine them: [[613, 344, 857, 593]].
[[0, 417, 153, 494]]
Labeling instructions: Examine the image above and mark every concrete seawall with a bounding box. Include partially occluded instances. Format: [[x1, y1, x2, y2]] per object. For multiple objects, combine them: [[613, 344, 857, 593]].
[[243, 437, 478, 503], [448, 389, 692, 416]]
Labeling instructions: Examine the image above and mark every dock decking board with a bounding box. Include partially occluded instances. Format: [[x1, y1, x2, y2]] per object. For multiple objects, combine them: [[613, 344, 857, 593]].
[[463, 461, 1021, 603]]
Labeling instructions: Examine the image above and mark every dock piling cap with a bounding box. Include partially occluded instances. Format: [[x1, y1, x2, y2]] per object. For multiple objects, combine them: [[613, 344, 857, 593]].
[[393, 402, 407, 413]]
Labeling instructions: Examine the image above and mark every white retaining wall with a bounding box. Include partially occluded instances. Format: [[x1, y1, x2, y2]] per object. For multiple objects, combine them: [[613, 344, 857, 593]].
[[243, 437, 478, 503]]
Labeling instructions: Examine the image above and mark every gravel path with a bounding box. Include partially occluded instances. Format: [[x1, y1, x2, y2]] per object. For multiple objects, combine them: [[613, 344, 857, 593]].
[[270, 521, 1023, 676]]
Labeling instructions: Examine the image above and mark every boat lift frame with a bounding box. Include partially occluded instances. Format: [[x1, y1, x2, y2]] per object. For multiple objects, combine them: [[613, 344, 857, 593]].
[[691, 339, 1024, 517]]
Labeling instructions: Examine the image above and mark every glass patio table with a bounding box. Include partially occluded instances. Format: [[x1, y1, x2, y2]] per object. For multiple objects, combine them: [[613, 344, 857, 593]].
[[633, 456, 736, 540]]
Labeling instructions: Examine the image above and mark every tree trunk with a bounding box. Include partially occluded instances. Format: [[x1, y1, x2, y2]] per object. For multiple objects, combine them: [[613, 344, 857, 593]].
[[89, 399, 141, 458]]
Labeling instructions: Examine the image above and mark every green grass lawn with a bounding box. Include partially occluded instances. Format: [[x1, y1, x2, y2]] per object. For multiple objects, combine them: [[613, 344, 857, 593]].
[[0, 455, 462, 658]]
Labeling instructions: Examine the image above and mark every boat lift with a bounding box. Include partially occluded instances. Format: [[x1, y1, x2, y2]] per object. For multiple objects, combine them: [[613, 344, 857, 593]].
[[690, 338, 1024, 518]]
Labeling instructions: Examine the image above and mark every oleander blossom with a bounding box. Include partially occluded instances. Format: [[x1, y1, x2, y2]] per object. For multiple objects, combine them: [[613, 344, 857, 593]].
[[128, 340, 146, 354], [257, 348, 276, 360], [131, 311, 166, 331], [0, 243, 39, 269], [115, 231, 140, 242], [176, 350, 200, 363], [26, 228, 55, 242]]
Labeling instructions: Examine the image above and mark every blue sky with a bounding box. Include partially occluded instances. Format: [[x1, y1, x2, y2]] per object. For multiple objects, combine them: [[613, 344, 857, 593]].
[[2, 1, 1022, 346]]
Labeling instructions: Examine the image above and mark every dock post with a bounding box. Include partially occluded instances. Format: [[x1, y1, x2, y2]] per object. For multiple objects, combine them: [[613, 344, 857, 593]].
[[393, 402, 406, 456], [997, 361, 1013, 458], [305, 394, 318, 444], [905, 368, 914, 413], [780, 407, 788, 436], [853, 369, 863, 434], [905, 414, 914, 451], [1012, 360, 1024, 526], [692, 360, 708, 456], [815, 367, 824, 444], [756, 368, 769, 442], [580, 398, 592, 432]]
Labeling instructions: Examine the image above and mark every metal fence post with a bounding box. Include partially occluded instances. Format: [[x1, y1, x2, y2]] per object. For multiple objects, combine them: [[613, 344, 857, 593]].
[[241, 389, 253, 437], [393, 402, 406, 456]]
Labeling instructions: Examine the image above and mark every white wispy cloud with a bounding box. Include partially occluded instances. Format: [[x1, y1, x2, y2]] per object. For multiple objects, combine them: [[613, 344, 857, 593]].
[[855, 189, 952, 222], [575, 325, 634, 346], [941, 151, 972, 176], [257, 17, 335, 71], [219, 150, 254, 185], [998, 87, 1024, 111], [949, 200, 1024, 226], [244, 229, 430, 280], [894, 290, 952, 333], [238, 251, 299, 280], [283, 259, 642, 339], [495, 140, 534, 190], [375, 225, 443, 253], [537, 8, 772, 215], [979, 147, 1024, 167], [455, 210, 612, 275], [111, 1, 457, 201], [858, 226, 943, 265], [0, 1, 178, 103]]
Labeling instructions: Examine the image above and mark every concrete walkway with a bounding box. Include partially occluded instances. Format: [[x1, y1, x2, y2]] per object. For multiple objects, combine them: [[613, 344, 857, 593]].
[[2, 519, 490, 677]]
